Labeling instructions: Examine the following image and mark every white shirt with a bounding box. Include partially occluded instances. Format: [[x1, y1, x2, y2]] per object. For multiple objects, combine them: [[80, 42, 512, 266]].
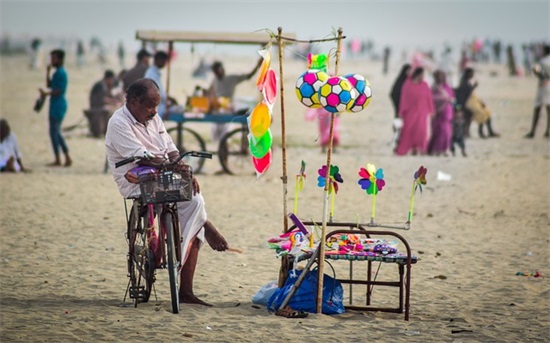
[[105, 104, 177, 198], [0, 133, 22, 164], [144, 65, 167, 117]]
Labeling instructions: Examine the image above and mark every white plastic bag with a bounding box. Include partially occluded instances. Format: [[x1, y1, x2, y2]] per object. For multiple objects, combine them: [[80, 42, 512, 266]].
[[251, 280, 279, 305]]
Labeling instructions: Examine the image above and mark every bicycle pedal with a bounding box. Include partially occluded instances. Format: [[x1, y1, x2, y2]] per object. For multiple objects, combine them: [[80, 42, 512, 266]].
[[128, 286, 148, 300]]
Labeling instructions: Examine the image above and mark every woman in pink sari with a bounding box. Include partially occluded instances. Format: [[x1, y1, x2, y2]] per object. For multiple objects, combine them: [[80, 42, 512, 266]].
[[395, 67, 434, 155], [428, 70, 455, 156]]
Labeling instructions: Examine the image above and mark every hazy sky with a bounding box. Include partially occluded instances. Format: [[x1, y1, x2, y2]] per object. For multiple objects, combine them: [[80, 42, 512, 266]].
[[1, 0, 548, 52]]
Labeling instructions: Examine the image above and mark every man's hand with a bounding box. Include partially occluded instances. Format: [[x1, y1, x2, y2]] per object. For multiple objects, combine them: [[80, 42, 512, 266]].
[[125, 170, 140, 184], [192, 176, 200, 195]]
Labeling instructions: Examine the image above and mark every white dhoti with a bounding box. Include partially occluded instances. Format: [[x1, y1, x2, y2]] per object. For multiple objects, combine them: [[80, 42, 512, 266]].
[[177, 193, 207, 266]]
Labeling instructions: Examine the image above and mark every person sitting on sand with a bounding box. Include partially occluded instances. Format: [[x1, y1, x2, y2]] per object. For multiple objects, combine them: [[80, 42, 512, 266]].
[[89, 70, 121, 112], [105, 78, 228, 306], [0, 119, 27, 173]]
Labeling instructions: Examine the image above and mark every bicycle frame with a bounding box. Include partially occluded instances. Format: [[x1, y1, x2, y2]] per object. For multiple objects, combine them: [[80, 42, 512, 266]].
[[123, 197, 182, 311], [143, 202, 181, 270]]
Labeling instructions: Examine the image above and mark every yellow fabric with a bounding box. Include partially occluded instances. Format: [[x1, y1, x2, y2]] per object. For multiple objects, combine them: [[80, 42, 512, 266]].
[[466, 93, 490, 124]]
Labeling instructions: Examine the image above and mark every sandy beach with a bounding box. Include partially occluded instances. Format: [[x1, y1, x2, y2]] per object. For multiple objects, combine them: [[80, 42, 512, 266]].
[[0, 48, 549, 343]]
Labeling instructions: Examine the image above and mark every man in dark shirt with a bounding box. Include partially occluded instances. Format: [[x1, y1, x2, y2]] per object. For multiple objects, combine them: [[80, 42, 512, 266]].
[[87, 70, 120, 137], [90, 70, 117, 109], [122, 49, 151, 91]]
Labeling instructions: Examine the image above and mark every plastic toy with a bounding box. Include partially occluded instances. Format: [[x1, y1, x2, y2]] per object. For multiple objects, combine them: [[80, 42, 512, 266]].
[[295, 70, 329, 108], [344, 73, 372, 113], [318, 76, 357, 113]]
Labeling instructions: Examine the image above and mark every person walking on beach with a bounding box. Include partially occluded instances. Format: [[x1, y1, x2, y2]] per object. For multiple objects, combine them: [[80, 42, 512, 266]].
[[394, 67, 434, 156], [76, 40, 85, 68], [105, 78, 228, 306], [427, 70, 455, 156], [525, 44, 550, 138], [507, 45, 519, 76], [389, 64, 412, 118], [117, 41, 125, 69], [455, 68, 499, 138], [305, 107, 340, 153], [39, 49, 72, 167]]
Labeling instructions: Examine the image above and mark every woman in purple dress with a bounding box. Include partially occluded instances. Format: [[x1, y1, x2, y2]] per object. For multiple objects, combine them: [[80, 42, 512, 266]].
[[428, 70, 455, 156]]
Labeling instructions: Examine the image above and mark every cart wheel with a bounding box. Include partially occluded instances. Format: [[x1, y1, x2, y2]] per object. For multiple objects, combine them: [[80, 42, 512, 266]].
[[167, 127, 207, 174], [127, 203, 154, 306], [218, 127, 251, 175]]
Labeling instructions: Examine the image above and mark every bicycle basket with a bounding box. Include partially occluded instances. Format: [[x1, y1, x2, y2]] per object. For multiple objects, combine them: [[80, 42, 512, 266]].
[[139, 169, 193, 204]]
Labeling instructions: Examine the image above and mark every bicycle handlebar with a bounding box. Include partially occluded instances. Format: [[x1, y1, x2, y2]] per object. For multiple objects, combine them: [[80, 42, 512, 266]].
[[115, 151, 213, 169], [114, 156, 139, 169]]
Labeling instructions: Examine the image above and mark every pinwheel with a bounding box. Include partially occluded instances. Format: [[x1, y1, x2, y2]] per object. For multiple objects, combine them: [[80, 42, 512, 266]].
[[357, 163, 386, 222], [317, 164, 343, 220], [409, 166, 428, 223]]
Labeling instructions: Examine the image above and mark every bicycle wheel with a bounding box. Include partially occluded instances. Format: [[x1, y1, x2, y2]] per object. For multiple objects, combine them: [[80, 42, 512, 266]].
[[167, 126, 207, 174], [218, 127, 251, 175], [163, 212, 180, 314], [127, 203, 154, 306]]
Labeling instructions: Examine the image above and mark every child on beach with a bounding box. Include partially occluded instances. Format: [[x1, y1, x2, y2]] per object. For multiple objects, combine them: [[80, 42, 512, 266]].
[[450, 107, 467, 157], [305, 107, 340, 153]]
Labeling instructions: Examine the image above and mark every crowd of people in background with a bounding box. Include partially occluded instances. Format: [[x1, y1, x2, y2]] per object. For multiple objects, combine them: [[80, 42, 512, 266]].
[[1, 35, 548, 173], [388, 39, 550, 157]]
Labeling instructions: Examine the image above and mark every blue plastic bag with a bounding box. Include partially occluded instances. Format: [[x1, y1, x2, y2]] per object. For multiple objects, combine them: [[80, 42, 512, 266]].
[[267, 269, 345, 315]]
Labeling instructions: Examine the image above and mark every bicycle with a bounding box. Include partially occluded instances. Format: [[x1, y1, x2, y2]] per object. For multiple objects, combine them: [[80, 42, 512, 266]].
[[117, 150, 213, 314]]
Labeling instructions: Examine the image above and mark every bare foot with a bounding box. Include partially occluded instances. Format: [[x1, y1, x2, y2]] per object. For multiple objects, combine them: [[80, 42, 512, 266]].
[[179, 293, 213, 306], [64, 156, 72, 167], [204, 220, 228, 251], [47, 161, 62, 167]]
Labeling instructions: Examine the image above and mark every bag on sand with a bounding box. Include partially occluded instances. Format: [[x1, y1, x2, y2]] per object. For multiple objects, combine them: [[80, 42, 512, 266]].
[[267, 268, 345, 315], [252, 280, 279, 306]]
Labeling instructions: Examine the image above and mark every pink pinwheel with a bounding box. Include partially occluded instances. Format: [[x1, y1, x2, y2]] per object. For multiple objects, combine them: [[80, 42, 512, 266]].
[[358, 163, 385, 195], [317, 164, 343, 194], [413, 166, 427, 193]]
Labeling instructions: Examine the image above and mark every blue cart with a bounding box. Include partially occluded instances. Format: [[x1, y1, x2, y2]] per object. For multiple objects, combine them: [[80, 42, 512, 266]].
[[134, 30, 291, 175], [165, 111, 250, 175]]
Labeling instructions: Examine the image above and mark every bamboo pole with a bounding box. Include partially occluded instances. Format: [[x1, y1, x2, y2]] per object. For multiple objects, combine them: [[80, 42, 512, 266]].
[[316, 27, 343, 314], [277, 27, 290, 288], [278, 26, 289, 233], [166, 41, 174, 96]]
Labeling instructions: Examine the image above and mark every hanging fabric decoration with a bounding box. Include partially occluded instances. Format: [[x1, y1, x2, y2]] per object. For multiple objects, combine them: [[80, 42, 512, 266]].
[[256, 48, 271, 90], [249, 102, 271, 138], [249, 44, 277, 176]]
